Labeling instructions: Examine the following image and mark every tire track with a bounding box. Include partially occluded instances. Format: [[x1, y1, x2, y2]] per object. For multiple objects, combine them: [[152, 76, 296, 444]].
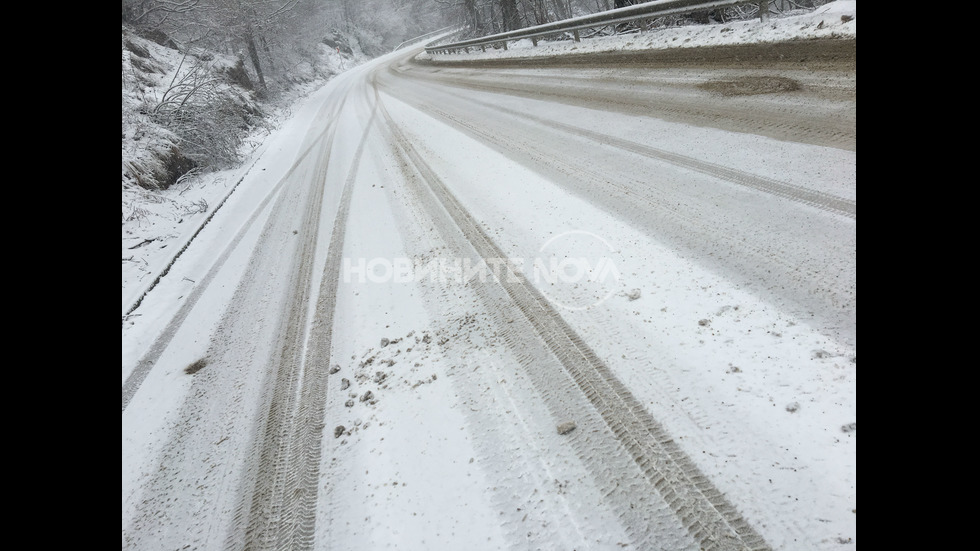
[[288, 92, 380, 550], [375, 80, 856, 345], [383, 84, 850, 297], [374, 87, 771, 551], [384, 69, 853, 218], [122, 94, 351, 412], [123, 83, 356, 550], [236, 120, 334, 551], [394, 60, 855, 152], [235, 82, 378, 551], [371, 87, 694, 549], [451, 92, 854, 218]]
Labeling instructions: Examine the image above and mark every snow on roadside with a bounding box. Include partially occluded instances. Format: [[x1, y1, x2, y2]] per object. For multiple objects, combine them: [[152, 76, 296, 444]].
[[416, 1, 855, 63], [123, 44, 366, 317]]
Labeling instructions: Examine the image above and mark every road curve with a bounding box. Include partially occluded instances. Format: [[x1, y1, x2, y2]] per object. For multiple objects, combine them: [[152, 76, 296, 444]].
[[123, 39, 856, 551]]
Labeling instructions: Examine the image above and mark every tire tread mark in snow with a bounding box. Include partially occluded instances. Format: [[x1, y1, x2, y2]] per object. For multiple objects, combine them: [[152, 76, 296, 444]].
[[377, 85, 855, 344], [394, 61, 855, 152], [384, 75, 854, 219], [373, 87, 676, 550], [392, 93, 828, 285], [238, 92, 375, 551], [448, 94, 855, 219], [376, 95, 771, 551], [377, 176, 696, 548], [124, 87, 358, 550], [291, 96, 380, 550], [234, 95, 376, 549], [122, 97, 352, 412], [238, 132, 330, 551]]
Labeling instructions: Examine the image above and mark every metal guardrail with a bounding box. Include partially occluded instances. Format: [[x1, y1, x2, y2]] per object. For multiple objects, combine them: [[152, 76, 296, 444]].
[[425, 0, 769, 54], [392, 26, 461, 53]]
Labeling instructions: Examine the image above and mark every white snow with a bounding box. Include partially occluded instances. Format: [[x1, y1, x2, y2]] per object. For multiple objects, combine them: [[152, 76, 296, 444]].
[[417, 1, 855, 62], [123, 2, 856, 550]]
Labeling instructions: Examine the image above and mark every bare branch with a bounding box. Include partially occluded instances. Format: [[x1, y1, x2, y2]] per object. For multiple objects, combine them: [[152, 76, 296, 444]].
[[134, 0, 201, 22]]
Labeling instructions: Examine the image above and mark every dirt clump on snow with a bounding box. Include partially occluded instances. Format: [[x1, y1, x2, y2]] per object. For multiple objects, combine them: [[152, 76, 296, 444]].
[[557, 421, 577, 435], [697, 75, 801, 96], [184, 358, 207, 374]]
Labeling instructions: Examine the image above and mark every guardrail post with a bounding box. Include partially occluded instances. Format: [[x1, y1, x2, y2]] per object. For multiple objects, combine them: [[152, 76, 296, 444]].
[[573, 29, 580, 42], [531, 36, 538, 47], [758, 0, 769, 22], [502, 41, 508, 50], [481, 45, 486, 52]]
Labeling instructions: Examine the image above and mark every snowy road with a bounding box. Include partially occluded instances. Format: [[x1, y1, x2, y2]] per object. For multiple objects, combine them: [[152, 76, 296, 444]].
[[123, 39, 856, 551]]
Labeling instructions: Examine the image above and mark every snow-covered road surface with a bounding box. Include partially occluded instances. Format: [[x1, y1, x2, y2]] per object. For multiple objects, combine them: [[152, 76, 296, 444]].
[[123, 38, 856, 551]]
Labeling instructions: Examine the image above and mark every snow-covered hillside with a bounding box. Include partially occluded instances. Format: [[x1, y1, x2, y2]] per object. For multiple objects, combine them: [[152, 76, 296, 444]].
[[123, 26, 368, 311]]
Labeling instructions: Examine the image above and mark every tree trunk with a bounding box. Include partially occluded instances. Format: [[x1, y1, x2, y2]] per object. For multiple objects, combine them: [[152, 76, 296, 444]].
[[534, 0, 548, 25], [500, 0, 519, 31], [488, 1, 500, 34], [341, 0, 354, 33], [463, 0, 482, 34], [244, 28, 267, 96], [260, 35, 275, 72], [551, 0, 569, 21]]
